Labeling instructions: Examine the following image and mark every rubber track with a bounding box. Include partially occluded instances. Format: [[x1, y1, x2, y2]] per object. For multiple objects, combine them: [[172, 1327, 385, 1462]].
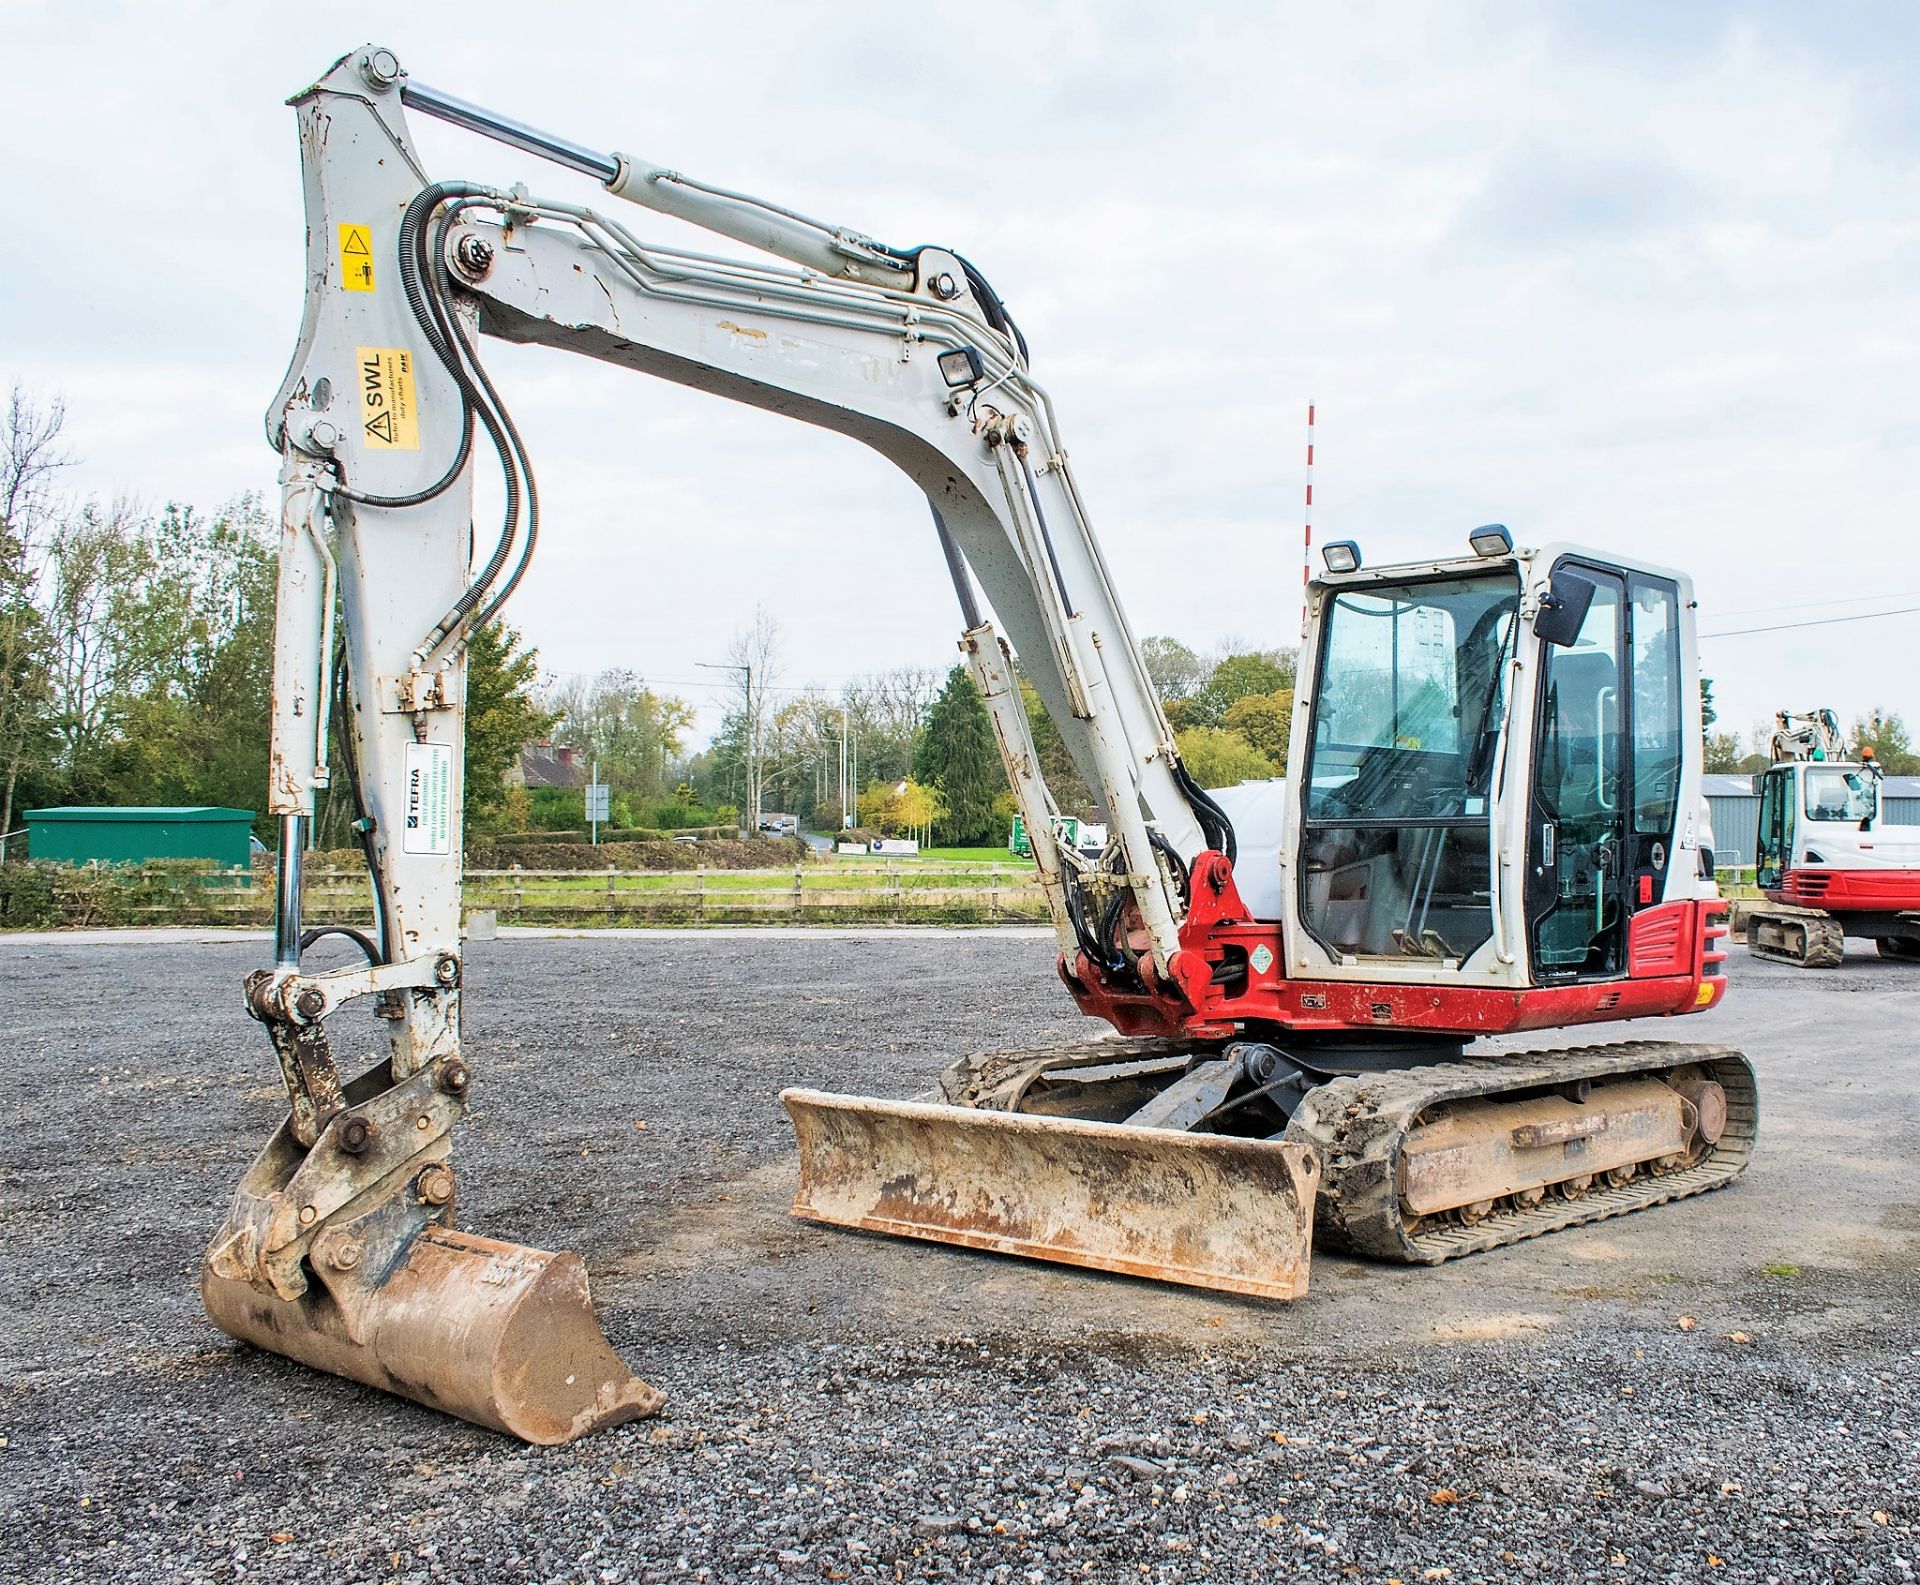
[[1746, 906, 1845, 968], [1283, 1040, 1757, 1264]]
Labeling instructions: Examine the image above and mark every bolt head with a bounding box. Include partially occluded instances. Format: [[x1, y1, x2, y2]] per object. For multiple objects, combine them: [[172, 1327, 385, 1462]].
[[307, 420, 339, 453], [416, 1164, 456, 1207], [360, 48, 402, 90], [1010, 414, 1035, 446], [295, 988, 327, 1019], [440, 1059, 472, 1095], [930, 271, 960, 301], [298, 1204, 318, 1226], [326, 1238, 363, 1271], [435, 955, 460, 986], [336, 1115, 372, 1155], [454, 234, 495, 277]]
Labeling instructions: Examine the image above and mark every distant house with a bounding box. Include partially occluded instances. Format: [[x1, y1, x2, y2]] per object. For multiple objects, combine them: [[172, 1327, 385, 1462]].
[[512, 740, 586, 791]]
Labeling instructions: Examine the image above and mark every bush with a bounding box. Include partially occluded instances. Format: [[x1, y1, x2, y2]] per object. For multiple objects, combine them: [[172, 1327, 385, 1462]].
[[0, 863, 57, 927], [467, 836, 808, 870], [484, 825, 731, 847]]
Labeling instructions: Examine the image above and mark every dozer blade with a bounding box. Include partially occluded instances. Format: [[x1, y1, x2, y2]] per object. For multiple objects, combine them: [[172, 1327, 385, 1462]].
[[781, 1088, 1320, 1300], [203, 1224, 663, 1445]]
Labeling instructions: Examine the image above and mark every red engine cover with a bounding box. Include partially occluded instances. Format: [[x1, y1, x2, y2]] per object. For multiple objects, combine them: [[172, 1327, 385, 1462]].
[[1061, 852, 1728, 1041]]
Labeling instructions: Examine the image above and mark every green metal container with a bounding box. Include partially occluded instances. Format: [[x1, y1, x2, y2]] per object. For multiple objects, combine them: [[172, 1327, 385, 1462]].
[[24, 806, 257, 868]]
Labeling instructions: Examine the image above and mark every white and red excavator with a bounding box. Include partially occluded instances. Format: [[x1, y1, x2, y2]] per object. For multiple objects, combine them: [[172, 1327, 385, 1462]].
[[203, 45, 1751, 1445], [1746, 709, 1920, 966]]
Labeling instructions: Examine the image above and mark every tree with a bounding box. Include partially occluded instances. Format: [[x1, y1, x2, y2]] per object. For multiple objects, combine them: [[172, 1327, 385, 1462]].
[[0, 385, 68, 848], [1221, 688, 1294, 768], [44, 497, 144, 780], [464, 622, 554, 836], [76, 497, 277, 823], [1174, 725, 1277, 789], [1852, 708, 1918, 774], [1141, 636, 1205, 703], [1702, 731, 1744, 773], [709, 605, 780, 832], [857, 777, 946, 846], [1184, 649, 1299, 730], [911, 665, 1003, 845], [548, 669, 694, 805], [1699, 678, 1718, 734]]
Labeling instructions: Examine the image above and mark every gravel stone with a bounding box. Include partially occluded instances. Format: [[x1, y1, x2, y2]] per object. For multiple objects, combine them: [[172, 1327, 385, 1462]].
[[1, 929, 1916, 1584]]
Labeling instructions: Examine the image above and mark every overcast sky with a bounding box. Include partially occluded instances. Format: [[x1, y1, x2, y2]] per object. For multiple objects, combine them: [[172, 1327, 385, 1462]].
[[5, 1, 1916, 747]]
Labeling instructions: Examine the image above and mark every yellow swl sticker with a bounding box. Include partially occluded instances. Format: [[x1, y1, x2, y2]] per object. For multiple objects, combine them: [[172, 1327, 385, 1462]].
[[338, 223, 375, 291], [357, 347, 420, 451]]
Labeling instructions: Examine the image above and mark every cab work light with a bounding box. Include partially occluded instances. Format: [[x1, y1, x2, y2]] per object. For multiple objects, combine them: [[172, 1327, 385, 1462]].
[[938, 346, 985, 387], [1469, 523, 1513, 558], [1321, 540, 1361, 574]]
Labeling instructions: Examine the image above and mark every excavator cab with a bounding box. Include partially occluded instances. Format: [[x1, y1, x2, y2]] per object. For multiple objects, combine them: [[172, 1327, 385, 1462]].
[[1285, 548, 1702, 999]]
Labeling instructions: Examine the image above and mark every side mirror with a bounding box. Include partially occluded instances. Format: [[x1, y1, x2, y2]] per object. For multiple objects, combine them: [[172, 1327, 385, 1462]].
[[1533, 570, 1597, 647]]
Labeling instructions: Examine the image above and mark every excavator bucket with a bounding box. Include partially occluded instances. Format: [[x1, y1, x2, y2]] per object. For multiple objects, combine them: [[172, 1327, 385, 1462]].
[[203, 1226, 662, 1445], [202, 1086, 662, 1445], [781, 1089, 1320, 1300]]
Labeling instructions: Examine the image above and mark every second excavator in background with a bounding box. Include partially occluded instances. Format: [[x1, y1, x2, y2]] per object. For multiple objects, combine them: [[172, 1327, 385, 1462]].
[[1747, 709, 1920, 966]]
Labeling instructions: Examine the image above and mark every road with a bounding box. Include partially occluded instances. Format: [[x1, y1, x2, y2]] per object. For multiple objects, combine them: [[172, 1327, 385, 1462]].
[[2, 929, 1915, 1583]]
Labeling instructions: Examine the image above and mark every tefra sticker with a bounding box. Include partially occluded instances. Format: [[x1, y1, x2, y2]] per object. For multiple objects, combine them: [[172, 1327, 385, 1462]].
[[357, 346, 421, 451], [401, 743, 454, 856], [339, 223, 375, 291]]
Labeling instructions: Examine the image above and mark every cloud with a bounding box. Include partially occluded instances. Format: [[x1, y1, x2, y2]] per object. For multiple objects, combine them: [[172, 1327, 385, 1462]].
[[2, 0, 1915, 747], [1455, 148, 1705, 249]]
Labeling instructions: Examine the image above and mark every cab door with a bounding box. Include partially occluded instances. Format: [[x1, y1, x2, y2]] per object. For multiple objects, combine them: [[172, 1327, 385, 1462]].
[[1523, 565, 1691, 982], [1526, 566, 1628, 979], [1755, 766, 1794, 890]]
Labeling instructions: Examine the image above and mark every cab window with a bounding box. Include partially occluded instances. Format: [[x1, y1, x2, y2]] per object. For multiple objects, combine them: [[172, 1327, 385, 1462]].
[[1804, 768, 1875, 822]]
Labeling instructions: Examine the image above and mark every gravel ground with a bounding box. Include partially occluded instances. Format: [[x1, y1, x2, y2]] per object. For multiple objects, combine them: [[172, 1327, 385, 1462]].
[[2, 928, 1916, 1584]]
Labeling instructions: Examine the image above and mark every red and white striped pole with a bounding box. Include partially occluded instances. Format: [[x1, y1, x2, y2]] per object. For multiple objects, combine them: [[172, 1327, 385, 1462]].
[[1301, 402, 1315, 633]]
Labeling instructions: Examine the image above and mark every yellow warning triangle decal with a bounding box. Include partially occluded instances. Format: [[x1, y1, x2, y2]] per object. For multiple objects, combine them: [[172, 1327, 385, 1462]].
[[342, 227, 371, 255]]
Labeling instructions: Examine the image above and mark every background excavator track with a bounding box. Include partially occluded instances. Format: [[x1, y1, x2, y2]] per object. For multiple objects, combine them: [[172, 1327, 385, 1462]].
[[1746, 906, 1847, 968]]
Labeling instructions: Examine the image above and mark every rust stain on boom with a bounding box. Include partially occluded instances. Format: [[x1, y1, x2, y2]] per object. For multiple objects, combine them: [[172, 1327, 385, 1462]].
[[782, 1089, 1319, 1300]]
